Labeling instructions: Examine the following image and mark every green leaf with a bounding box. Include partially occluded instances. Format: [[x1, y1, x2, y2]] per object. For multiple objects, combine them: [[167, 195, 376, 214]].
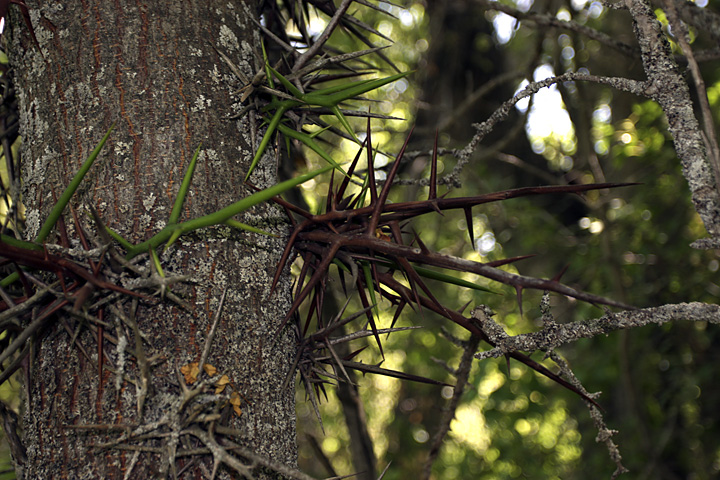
[[224, 219, 278, 237], [169, 144, 201, 225], [268, 65, 304, 99], [126, 162, 338, 259], [104, 225, 134, 251], [149, 247, 165, 278], [372, 258, 500, 294], [276, 123, 348, 176], [246, 105, 290, 181], [35, 125, 114, 244]]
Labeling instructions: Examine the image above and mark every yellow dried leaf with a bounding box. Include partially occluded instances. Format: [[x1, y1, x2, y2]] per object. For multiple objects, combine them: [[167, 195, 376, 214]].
[[180, 362, 199, 384], [230, 391, 243, 416], [203, 364, 217, 376], [214, 375, 230, 394]]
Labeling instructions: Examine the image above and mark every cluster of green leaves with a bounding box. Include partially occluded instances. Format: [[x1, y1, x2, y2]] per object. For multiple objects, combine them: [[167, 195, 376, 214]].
[[247, 57, 409, 181]]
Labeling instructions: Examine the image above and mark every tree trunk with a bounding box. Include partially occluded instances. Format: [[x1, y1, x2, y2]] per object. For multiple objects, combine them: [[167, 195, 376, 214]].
[[8, 1, 296, 478]]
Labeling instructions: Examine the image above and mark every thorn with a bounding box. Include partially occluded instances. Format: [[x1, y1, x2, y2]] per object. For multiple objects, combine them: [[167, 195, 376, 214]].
[[367, 126, 414, 236], [337, 137, 367, 200], [485, 254, 535, 268], [388, 300, 405, 337], [429, 200, 443, 216], [464, 207, 475, 247], [327, 169, 336, 213], [388, 221, 404, 244], [515, 285, 524, 316], [412, 230, 431, 255], [552, 264, 570, 283], [337, 194, 355, 211], [457, 300, 472, 315], [346, 346, 367, 361]]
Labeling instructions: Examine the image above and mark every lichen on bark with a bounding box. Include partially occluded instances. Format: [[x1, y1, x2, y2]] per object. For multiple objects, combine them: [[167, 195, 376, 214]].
[[9, 1, 297, 478]]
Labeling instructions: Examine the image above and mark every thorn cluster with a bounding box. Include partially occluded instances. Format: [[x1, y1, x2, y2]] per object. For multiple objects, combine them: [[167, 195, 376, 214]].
[[269, 121, 636, 407]]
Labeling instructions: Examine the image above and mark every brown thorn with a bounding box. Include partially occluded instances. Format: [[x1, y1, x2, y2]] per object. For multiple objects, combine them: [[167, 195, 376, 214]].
[[464, 207, 475, 248], [388, 221, 404, 245], [428, 200, 443, 216], [269, 219, 311, 295], [367, 125, 415, 236], [515, 285, 524, 316], [337, 138, 367, 201], [552, 264, 570, 283], [13, 262, 33, 297], [457, 300, 472, 315], [485, 254, 535, 268], [97, 309, 105, 381], [378, 272, 603, 407], [275, 241, 343, 340], [388, 300, 406, 337], [412, 230, 431, 255], [69, 204, 90, 251], [326, 169, 335, 213]]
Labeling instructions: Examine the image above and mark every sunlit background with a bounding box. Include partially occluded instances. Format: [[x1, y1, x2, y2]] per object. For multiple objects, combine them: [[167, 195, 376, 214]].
[[283, 0, 720, 479], [1, 0, 719, 478]]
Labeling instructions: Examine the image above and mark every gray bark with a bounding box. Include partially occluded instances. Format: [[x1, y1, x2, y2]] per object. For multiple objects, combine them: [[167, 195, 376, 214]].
[[9, 1, 296, 478]]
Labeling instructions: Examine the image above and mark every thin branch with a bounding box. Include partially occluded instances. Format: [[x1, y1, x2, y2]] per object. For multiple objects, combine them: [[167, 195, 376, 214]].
[[197, 288, 228, 380], [547, 351, 628, 479], [476, 0, 638, 57], [624, 0, 720, 236], [474, 302, 720, 360], [663, 0, 720, 197], [421, 333, 480, 479], [292, 0, 355, 73], [452, 72, 647, 185]]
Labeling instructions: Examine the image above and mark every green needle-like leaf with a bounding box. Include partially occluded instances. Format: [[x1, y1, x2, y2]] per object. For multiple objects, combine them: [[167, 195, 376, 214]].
[[0, 234, 42, 251], [0, 126, 114, 287], [371, 258, 499, 294], [169, 144, 201, 225], [163, 227, 184, 252], [306, 72, 411, 106], [268, 65, 304, 99], [330, 105, 360, 144], [36, 125, 114, 244], [127, 162, 338, 259], [224, 219, 277, 237], [104, 226, 134, 251], [246, 105, 289, 181], [276, 123, 348, 176], [261, 41, 274, 90], [149, 247, 165, 278]]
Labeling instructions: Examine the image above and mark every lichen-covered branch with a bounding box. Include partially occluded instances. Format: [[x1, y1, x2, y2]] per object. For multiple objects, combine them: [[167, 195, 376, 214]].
[[625, 0, 720, 236], [474, 302, 720, 360]]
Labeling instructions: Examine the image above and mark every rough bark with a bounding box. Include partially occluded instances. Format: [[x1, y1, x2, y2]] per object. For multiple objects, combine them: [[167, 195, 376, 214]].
[[625, 0, 720, 237], [9, 1, 296, 478]]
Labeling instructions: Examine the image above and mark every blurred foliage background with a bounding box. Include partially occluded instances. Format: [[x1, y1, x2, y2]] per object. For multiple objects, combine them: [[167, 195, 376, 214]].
[[286, 1, 720, 479], [0, 0, 718, 478]]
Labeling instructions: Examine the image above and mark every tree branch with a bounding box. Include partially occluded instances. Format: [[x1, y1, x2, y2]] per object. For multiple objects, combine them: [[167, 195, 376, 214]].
[[473, 302, 720, 360]]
